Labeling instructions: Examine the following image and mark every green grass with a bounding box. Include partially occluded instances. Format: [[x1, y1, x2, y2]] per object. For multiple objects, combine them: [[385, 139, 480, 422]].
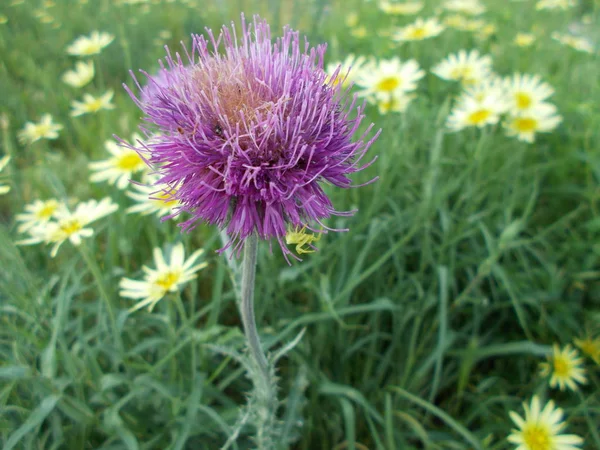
[[1, 0, 599, 449]]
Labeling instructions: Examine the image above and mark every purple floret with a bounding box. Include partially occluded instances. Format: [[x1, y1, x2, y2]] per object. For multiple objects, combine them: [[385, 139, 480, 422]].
[[122, 14, 379, 258]]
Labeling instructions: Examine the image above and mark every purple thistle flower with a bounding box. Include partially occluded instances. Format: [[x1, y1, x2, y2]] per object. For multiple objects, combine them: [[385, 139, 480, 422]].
[[122, 14, 379, 258]]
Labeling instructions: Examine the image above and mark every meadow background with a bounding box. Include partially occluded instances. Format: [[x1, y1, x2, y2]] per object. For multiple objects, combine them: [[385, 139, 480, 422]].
[[1, 0, 599, 449]]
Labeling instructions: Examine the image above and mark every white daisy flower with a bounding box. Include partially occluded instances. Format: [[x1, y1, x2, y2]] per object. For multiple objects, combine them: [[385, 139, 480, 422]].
[[508, 396, 583, 450], [0, 155, 10, 195], [126, 175, 181, 218], [18, 114, 63, 145], [119, 242, 208, 312], [432, 49, 493, 85], [355, 57, 425, 103], [15, 198, 64, 233], [325, 54, 368, 89], [372, 93, 416, 114], [536, 0, 576, 10], [66, 31, 114, 56], [446, 80, 509, 131], [70, 91, 115, 117], [503, 73, 555, 113], [443, 0, 486, 15], [552, 32, 595, 54], [17, 198, 118, 257], [62, 60, 95, 88], [378, 1, 424, 15], [504, 103, 562, 143], [89, 137, 147, 189], [392, 17, 445, 42]]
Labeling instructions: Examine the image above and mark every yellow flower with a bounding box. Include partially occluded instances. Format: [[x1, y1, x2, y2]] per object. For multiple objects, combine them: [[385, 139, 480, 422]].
[[66, 31, 114, 56], [539, 344, 587, 391], [18, 114, 63, 145], [70, 91, 115, 116], [393, 17, 445, 42], [119, 243, 207, 312], [17, 198, 118, 257], [508, 396, 583, 450], [574, 336, 600, 364], [515, 33, 536, 47], [286, 226, 322, 254], [0, 155, 10, 195], [89, 137, 146, 189], [351, 26, 368, 39], [62, 60, 95, 88]]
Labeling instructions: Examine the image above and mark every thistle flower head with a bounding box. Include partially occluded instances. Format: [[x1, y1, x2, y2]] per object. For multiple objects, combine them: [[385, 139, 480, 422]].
[[122, 15, 379, 258]]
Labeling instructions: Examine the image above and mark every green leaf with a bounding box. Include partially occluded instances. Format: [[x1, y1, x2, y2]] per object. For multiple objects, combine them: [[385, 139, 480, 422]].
[[4, 395, 60, 450]]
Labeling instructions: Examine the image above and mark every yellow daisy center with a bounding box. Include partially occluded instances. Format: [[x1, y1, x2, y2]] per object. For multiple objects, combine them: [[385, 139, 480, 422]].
[[155, 271, 180, 290], [577, 339, 600, 358], [377, 77, 401, 92], [516, 92, 533, 109], [81, 43, 102, 55], [32, 124, 53, 138], [522, 424, 552, 450], [467, 109, 491, 125], [514, 117, 538, 132], [86, 98, 105, 112], [553, 355, 571, 378], [59, 219, 83, 236], [408, 27, 427, 39], [450, 66, 473, 81], [152, 190, 179, 208], [36, 203, 58, 219], [116, 152, 143, 171]]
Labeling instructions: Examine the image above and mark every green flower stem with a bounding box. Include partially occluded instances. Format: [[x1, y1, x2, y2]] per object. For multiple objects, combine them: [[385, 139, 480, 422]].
[[240, 233, 279, 448], [78, 243, 122, 352], [240, 233, 269, 379]]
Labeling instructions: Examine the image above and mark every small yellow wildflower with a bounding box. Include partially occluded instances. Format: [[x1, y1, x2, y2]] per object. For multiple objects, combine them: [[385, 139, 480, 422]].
[[345, 12, 359, 28], [286, 226, 321, 254], [574, 336, 600, 364], [18, 114, 63, 145], [515, 33, 536, 47], [70, 91, 115, 116], [539, 344, 587, 391], [508, 396, 583, 450]]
